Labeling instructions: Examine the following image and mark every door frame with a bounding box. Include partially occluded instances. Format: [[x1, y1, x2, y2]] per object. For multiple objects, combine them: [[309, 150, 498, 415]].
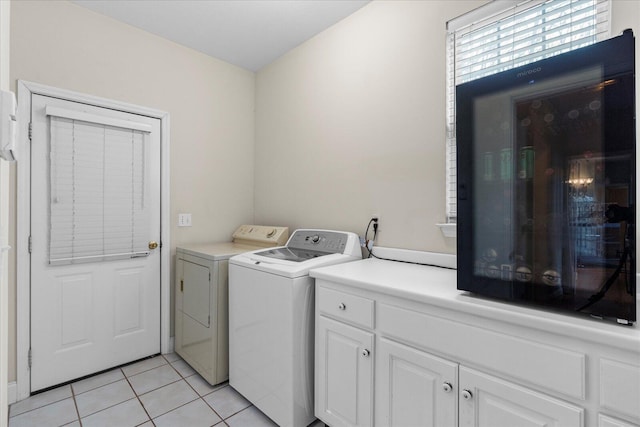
[[15, 80, 171, 400]]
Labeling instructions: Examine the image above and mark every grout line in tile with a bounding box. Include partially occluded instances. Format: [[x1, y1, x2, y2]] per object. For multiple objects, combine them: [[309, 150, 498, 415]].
[[153, 399, 201, 421], [201, 386, 252, 422], [201, 387, 227, 421], [147, 394, 206, 423], [179, 373, 232, 424], [122, 355, 167, 378], [69, 384, 82, 427], [136, 377, 183, 398], [14, 361, 272, 427], [123, 367, 155, 425], [182, 377, 213, 407], [78, 396, 151, 425], [9, 386, 72, 418], [167, 360, 182, 378]]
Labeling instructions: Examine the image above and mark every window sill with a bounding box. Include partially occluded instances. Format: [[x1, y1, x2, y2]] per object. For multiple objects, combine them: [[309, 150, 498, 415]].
[[436, 223, 456, 239]]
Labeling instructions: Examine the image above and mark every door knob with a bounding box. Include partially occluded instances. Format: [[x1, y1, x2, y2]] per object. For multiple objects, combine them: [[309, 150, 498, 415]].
[[148, 241, 159, 250], [462, 389, 473, 400]]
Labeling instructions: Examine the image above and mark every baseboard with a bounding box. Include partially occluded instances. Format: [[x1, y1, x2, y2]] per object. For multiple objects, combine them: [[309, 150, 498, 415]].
[[7, 381, 16, 405]]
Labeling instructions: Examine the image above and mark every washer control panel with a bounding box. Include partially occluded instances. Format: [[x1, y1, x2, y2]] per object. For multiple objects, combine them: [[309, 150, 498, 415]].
[[287, 230, 351, 254]]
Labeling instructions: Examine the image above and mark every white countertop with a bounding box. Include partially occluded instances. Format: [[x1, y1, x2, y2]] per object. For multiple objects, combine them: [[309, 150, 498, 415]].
[[310, 258, 640, 353]]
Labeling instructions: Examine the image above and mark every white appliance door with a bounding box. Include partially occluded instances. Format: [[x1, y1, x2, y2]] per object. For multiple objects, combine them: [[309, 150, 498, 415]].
[[30, 94, 161, 391], [229, 263, 315, 427]]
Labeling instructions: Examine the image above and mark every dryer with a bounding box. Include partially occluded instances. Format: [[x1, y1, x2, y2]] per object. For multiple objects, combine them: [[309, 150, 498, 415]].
[[229, 229, 362, 427], [175, 225, 288, 386]]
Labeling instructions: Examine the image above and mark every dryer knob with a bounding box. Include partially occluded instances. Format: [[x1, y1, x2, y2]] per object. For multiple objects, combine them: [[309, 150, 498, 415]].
[[311, 235, 320, 243]]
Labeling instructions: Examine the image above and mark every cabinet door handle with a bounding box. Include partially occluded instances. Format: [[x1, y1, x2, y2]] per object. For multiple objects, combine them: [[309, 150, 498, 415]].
[[462, 389, 473, 400], [442, 382, 453, 393], [362, 349, 370, 357], [338, 303, 346, 310]]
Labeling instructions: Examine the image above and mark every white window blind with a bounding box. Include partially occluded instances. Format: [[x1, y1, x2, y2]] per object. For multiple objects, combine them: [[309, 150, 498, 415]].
[[49, 114, 150, 265], [445, 0, 610, 221]]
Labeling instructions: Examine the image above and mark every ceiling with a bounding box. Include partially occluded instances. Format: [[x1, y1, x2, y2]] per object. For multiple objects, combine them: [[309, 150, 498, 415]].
[[72, 0, 371, 72]]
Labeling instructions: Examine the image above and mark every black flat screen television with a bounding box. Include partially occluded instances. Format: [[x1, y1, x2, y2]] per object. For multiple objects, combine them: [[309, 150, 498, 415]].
[[456, 30, 636, 324]]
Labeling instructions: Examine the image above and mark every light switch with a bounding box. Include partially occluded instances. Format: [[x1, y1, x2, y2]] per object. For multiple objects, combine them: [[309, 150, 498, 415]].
[[178, 213, 192, 227]]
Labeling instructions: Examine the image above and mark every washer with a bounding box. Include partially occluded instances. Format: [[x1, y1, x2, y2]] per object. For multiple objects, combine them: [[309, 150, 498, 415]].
[[229, 229, 362, 427], [175, 225, 288, 386]]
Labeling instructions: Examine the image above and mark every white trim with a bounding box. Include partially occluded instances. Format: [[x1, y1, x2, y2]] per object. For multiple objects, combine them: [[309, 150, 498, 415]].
[[370, 246, 457, 270], [45, 106, 153, 133], [7, 382, 15, 406], [444, 0, 610, 225], [436, 223, 456, 239], [1, 2, 10, 424], [15, 80, 171, 400], [447, 0, 547, 32], [447, 0, 521, 31]]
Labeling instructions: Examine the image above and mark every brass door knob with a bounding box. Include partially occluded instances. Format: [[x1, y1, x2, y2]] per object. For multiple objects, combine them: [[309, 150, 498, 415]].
[[148, 241, 159, 250]]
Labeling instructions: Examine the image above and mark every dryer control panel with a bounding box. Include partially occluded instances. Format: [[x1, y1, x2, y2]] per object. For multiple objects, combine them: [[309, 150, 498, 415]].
[[232, 225, 289, 247]]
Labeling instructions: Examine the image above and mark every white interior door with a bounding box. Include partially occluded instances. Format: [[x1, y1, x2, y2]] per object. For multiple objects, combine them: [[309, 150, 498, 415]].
[[30, 94, 161, 392]]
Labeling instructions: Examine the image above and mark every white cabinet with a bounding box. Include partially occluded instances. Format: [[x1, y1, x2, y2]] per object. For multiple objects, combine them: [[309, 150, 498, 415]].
[[314, 281, 586, 427], [315, 285, 374, 426], [375, 337, 583, 427], [459, 366, 583, 427], [312, 259, 640, 427], [315, 311, 374, 427], [376, 337, 457, 427], [599, 414, 640, 427], [599, 358, 640, 425]]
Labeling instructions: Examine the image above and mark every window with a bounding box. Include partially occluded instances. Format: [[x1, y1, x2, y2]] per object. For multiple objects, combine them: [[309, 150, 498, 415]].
[[445, 0, 610, 222]]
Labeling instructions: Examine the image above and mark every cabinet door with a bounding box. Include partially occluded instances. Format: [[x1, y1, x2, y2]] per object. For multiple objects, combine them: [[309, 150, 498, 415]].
[[459, 367, 584, 427], [316, 316, 374, 427], [598, 414, 640, 427], [376, 338, 457, 427]]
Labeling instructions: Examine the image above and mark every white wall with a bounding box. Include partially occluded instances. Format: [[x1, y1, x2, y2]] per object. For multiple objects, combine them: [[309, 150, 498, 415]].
[[8, 0, 256, 383], [254, 0, 485, 253]]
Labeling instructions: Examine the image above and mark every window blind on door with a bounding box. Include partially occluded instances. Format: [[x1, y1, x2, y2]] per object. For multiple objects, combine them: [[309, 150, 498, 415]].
[[445, 0, 610, 222], [48, 113, 150, 265]]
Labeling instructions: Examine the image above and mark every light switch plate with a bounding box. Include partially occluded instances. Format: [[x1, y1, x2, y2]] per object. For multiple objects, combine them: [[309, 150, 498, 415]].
[[178, 213, 192, 227]]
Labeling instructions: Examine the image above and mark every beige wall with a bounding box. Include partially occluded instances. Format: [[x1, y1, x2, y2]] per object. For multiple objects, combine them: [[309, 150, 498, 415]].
[[254, 0, 483, 252], [8, 0, 256, 382], [254, 0, 640, 254]]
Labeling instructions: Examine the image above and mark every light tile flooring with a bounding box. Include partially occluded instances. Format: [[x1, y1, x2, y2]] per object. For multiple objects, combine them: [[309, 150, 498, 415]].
[[9, 353, 325, 427]]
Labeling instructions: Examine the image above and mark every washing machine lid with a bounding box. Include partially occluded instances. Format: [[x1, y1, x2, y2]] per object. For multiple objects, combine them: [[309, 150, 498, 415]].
[[252, 247, 329, 263], [233, 251, 361, 278]]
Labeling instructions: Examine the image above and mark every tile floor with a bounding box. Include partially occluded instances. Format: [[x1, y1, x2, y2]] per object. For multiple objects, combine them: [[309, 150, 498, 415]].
[[9, 353, 326, 427]]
